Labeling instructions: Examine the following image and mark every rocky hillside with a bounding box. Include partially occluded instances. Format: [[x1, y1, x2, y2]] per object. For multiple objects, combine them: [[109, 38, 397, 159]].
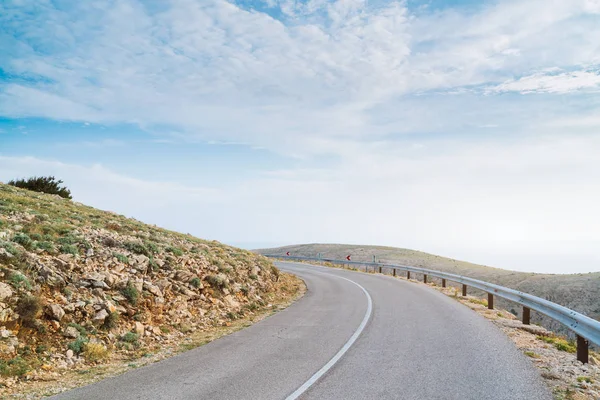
[[0, 183, 293, 385], [259, 243, 600, 337]]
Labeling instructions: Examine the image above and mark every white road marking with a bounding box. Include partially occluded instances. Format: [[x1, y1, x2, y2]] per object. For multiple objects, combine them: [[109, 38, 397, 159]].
[[284, 269, 373, 400]]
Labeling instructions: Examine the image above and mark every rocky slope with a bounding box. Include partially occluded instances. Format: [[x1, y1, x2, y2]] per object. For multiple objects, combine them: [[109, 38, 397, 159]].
[[258, 243, 600, 338], [0, 183, 295, 388]]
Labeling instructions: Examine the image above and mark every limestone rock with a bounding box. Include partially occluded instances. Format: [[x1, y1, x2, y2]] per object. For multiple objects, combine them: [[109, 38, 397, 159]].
[[0, 283, 12, 300], [134, 321, 145, 335], [64, 326, 80, 338], [223, 295, 240, 309], [93, 309, 109, 323], [143, 282, 163, 297], [46, 304, 65, 321]]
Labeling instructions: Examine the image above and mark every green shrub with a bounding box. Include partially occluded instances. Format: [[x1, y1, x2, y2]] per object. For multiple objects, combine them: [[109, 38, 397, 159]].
[[555, 341, 576, 353], [9, 272, 32, 290], [149, 258, 159, 272], [206, 274, 227, 288], [16, 295, 41, 327], [35, 344, 48, 354], [190, 277, 202, 288], [144, 241, 160, 255], [57, 235, 76, 245], [113, 253, 128, 263], [68, 337, 88, 355], [102, 312, 120, 330], [249, 274, 258, 280], [122, 282, 139, 305], [121, 332, 139, 343], [218, 265, 232, 273], [166, 246, 183, 256], [12, 233, 32, 248], [0, 357, 29, 377], [29, 233, 42, 241], [124, 241, 149, 256], [60, 244, 79, 255], [35, 241, 54, 252], [8, 176, 72, 199], [1, 241, 20, 256], [67, 323, 87, 337]]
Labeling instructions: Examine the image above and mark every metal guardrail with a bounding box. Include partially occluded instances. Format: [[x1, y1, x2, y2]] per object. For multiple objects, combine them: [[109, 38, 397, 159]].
[[266, 254, 600, 364]]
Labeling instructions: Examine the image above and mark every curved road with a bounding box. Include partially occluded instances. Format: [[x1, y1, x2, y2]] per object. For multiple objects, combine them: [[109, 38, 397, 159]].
[[53, 262, 551, 400]]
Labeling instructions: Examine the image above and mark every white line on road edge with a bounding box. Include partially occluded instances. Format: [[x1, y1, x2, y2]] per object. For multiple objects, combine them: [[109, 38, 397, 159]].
[[284, 271, 373, 400]]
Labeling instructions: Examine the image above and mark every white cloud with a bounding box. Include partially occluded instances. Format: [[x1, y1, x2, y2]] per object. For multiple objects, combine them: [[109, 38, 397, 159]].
[[490, 70, 600, 94], [1, 0, 600, 273], [1, 0, 598, 154]]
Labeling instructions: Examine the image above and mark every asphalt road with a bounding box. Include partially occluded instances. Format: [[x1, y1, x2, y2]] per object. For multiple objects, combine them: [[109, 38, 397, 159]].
[[52, 262, 552, 400]]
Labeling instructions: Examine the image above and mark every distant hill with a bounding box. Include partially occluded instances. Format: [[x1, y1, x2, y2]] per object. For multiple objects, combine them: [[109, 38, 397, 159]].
[[257, 243, 600, 336]]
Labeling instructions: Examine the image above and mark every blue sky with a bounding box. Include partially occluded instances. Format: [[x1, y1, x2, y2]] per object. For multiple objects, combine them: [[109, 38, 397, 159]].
[[1, 0, 600, 273]]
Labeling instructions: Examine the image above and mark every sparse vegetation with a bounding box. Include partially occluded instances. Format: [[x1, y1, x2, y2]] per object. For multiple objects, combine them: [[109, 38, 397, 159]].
[[524, 351, 540, 358], [102, 312, 120, 330], [190, 277, 202, 288], [12, 233, 32, 248], [166, 246, 183, 256], [68, 337, 88, 355], [121, 282, 140, 305], [8, 176, 72, 199], [9, 272, 32, 290], [84, 343, 109, 362], [206, 274, 227, 288], [113, 252, 128, 263], [121, 332, 139, 344], [0, 357, 29, 377], [60, 244, 79, 255], [0, 182, 300, 396], [124, 241, 149, 256], [16, 295, 41, 327], [536, 336, 576, 353]]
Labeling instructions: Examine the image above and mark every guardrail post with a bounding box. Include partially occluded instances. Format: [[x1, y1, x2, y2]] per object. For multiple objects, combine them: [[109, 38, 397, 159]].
[[407, 271, 411, 280], [522, 307, 530, 325], [577, 335, 589, 364], [378, 266, 382, 274], [393, 269, 396, 277], [442, 279, 446, 288], [462, 284, 467, 296], [423, 274, 428, 284], [487, 293, 494, 309]]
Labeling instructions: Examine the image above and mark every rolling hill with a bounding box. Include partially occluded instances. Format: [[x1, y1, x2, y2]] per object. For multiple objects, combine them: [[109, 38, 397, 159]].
[[257, 243, 600, 336]]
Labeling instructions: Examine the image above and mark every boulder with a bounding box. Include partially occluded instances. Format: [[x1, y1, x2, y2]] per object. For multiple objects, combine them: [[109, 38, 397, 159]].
[[0, 283, 12, 301], [134, 321, 144, 335], [46, 304, 65, 321], [223, 295, 240, 309], [93, 309, 109, 323], [63, 326, 80, 338], [143, 282, 163, 297]]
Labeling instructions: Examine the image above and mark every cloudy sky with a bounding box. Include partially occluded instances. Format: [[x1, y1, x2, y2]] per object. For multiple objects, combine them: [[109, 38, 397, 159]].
[[1, 0, 599, 273]]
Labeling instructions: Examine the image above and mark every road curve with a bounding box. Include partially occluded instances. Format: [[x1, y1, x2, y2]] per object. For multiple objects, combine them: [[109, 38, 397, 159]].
[[52, 262, 551, 400]]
